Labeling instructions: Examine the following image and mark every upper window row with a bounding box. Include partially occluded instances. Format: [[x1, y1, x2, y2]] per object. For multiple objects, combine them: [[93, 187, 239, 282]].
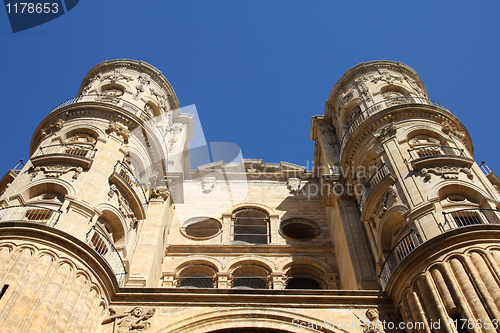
[[181, 208, 320, 244]]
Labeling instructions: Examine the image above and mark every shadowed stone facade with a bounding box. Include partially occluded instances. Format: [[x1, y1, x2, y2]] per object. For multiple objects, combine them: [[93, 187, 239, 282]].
[[0, 59, 499, 332]]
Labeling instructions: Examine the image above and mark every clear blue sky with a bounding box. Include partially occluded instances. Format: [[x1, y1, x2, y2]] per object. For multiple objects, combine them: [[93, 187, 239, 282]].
[[1, 1, 500, 174]]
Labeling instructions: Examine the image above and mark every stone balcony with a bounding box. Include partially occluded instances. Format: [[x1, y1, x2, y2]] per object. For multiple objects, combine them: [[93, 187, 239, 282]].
[[109, 161, 148, 219], [339, 96, 450, 158], [407, 145, 474, 169], [31, 143, 97, 169]]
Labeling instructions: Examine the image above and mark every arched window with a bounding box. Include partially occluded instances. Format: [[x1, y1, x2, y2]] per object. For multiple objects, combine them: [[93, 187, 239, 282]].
[[177, 264, 216, 288], [233, 208, 269, 244], [284, 265, 324, 290], [231, 264, 270, 289]]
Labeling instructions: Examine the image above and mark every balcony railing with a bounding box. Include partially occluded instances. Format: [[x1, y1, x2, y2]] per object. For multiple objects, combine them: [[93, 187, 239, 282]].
[[49, 95, 169, 164], [479, 161, 492, 176], [340, 97, 449, 157], [0, 205, 62, 227], [51, 94, 156, 122], [85, 226, 127, 286], [408, 145, 465, 161], [358, 164, 391, 212], [33, 144, 98, 160], [379, 229, 421, 290], [443, 208, 500, 230], [113, 161, 148, 207]]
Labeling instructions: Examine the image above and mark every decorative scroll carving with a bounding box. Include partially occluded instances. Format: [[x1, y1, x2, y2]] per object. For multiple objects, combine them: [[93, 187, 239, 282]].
[[150, 188, 170, 200], [108, 184, 136, 226], [201, 177, 216, 194], [373, 123, 397, 143], [99, 68, 134, 84], [41, 119, 64, 138], [371, 185, 398, 220], [107, 122, 130, 143], [102, 307, 155, 332], [33, 165, 82, 181], [421, 166, 473, 181], [287, 178, 301, 194]]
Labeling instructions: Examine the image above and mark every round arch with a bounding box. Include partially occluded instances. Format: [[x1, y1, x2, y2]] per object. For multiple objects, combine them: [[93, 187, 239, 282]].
[[161, 308, 342, 333]]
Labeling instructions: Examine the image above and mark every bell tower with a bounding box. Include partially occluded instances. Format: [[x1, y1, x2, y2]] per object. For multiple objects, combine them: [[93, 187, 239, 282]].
[[0, 59, 193, 331], [313, 60, 500, 329]]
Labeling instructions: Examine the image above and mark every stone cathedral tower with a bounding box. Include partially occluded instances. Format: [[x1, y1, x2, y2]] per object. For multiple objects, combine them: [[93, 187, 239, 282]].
[[0, 59, 499, 333]]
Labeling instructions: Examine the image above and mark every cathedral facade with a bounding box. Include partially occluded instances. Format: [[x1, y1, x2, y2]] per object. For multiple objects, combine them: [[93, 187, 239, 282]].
[[0, 59, 499, 332]]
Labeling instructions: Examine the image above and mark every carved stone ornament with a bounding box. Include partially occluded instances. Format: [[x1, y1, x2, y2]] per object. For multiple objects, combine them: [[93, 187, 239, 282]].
[[371, 185, 398, 220], [150, 188, 171, 200], [355, 78, 373, 103], [286, 177, 301, 194], [101, 88, 124, 97], [403, 74, 425, 96], [421, 166, 473, 181], [339, 90, 353, 107], [201, 176, 216, 194], [133, 74, 151, 100], [99, 68, 134, 84], [369, 72, 403, 85], [66, 134, 97, 145], [107, 122, 130, 142], [361, 309, 386, 333], [373, 123, 397, 143], [41, 119, 64, 138], [108, 184, 135, 221], [441, 121, 465, 141], [32, 165, 82, 181], [149, 87, 167, 112], [82, 74, 100, 94], [102, 307, 155, 332]]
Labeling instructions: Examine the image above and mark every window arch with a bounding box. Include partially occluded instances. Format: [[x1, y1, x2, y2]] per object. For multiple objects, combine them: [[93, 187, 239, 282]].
[[233, 208, 269, 244], [231, 264, 270, 289], [96, 211, 126, 247], [176, 264, 217, 288], [284, 265, 325, 290]]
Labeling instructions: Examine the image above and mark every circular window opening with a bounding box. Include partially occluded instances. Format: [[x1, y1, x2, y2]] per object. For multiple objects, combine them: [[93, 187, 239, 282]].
[[280, 219, 319, 240], [182, 217, 222, 239]]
